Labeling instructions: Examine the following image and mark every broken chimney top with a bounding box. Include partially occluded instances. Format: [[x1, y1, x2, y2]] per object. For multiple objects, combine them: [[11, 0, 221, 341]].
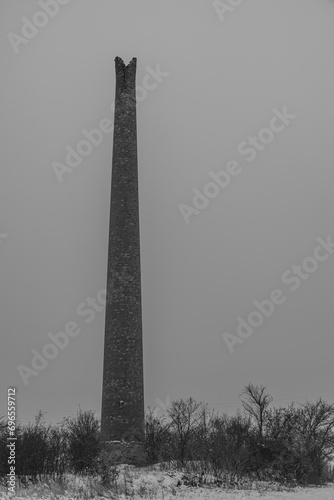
[[114, 57, 137, 98]]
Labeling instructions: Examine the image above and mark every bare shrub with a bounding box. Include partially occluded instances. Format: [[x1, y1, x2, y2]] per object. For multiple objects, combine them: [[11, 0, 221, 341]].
[[62, 409, 101, 474]]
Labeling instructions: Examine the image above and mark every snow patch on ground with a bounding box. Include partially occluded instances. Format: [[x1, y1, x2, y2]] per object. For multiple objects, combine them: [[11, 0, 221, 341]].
[[0, 466, 333, 500]]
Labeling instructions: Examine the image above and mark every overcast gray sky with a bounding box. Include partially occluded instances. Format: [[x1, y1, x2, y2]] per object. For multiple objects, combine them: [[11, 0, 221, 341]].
[[1, 0, 334, 426]]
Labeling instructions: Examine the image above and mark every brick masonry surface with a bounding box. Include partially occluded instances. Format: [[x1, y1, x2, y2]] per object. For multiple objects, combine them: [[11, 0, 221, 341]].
[[101, 57, 145, 446]]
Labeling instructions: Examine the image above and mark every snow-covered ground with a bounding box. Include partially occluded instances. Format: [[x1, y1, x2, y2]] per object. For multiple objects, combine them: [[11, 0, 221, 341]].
[[174, 485, 334, 500], [1, 485, 334, 500], [0, 465, 333, 500]]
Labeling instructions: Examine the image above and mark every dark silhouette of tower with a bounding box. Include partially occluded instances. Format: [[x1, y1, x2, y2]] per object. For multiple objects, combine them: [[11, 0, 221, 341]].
[[101, 57, 145, 458]]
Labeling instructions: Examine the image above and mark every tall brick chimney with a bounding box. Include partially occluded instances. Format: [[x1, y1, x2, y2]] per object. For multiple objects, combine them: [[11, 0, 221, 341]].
[[101, 57, 145, 462]]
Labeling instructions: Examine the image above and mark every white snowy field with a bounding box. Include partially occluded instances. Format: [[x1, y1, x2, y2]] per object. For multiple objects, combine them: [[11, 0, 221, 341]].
[[173, 485, 334, 500], [1, 485, 334, 500], [1, 471, 334, 500], [1, 463, 334, 500]]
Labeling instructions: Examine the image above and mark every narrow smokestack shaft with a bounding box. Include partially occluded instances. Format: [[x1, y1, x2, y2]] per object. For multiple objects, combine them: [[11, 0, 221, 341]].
[[101, 57, 145, 444]]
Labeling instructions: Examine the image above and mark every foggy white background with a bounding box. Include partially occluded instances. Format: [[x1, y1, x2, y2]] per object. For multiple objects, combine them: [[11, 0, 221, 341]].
[[1, 0, 334, 425]]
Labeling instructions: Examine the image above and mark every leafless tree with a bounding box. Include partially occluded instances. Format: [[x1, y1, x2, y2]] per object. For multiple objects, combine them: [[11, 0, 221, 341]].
[[167, 397, 203, 465], [295, 398, 334, 483], [240, 383, 273, 440]]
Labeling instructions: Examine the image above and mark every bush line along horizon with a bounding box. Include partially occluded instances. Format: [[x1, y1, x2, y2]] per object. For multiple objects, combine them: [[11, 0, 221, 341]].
[[1, 385, 334, 488]]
